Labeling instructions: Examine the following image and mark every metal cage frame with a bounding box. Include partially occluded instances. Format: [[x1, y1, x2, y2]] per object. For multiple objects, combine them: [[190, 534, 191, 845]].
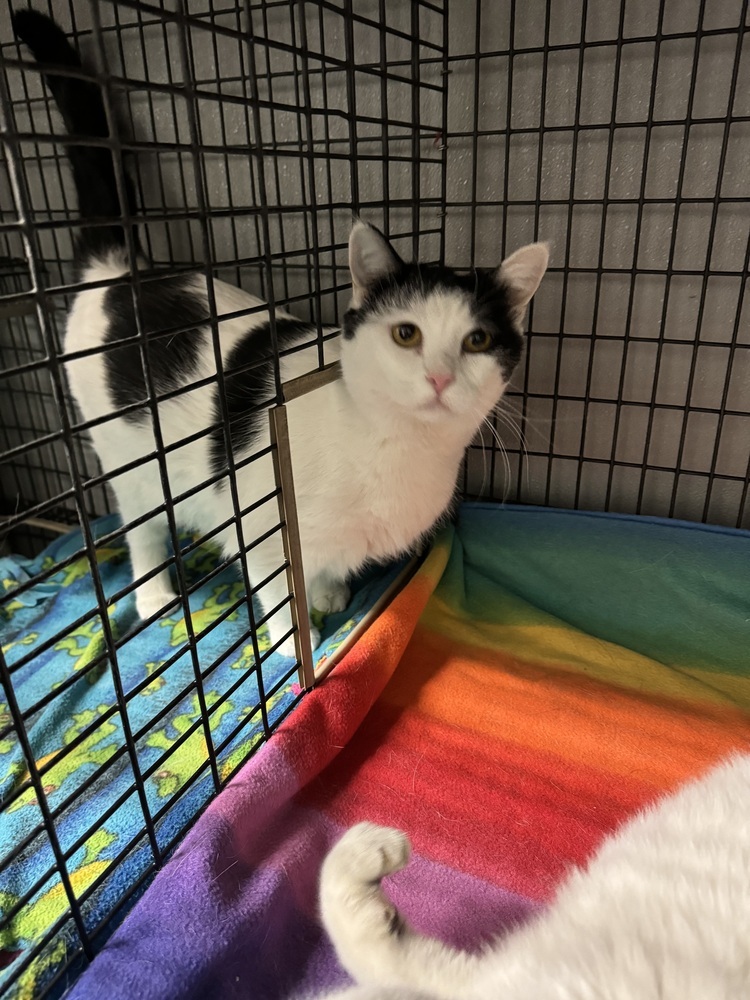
[[0, 0, 748, 996]]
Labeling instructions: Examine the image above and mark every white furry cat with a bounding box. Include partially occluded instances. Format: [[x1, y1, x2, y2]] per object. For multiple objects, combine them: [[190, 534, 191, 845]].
[[315, 753, 750, 1000], [15, 10, 548, 655]]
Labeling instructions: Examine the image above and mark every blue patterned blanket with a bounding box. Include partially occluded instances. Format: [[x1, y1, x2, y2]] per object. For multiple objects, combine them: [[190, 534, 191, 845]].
[[0, 516, 403, 997]]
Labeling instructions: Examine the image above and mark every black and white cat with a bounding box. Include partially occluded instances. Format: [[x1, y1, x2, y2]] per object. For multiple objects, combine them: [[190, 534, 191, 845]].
[[14, 10, 548, 654], [314, 754, 750, 1000]]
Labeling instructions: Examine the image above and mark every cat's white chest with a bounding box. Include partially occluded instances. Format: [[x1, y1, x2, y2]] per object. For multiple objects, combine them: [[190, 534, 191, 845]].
[[360, 443, 454, 555], [288, 387, 460, 577]]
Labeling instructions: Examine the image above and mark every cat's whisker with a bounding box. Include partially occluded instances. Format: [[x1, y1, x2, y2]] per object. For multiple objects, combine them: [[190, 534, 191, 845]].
[[491, 399, 557, 498], [497, 432, 512, 504], [469, 407, 490, 500], [493, 409, 531, 494], [493, 408, 527, 452], [480, 408, 519, 490], [492, 399, 554, 444], [478, 412, 512, 503], [478, 434, 489, 500]]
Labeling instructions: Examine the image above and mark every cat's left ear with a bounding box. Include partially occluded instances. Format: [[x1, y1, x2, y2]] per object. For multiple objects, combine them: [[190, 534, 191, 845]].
[[349, 221, 403, 307], [495, 242, 549, 324]]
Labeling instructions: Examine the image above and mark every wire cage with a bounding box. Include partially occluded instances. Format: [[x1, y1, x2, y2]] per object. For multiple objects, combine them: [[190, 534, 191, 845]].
[[0, 0, 748, 996]]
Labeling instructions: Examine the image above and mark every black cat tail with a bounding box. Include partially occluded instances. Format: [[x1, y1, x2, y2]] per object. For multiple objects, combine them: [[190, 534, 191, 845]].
[[11, 7, 140, 265]]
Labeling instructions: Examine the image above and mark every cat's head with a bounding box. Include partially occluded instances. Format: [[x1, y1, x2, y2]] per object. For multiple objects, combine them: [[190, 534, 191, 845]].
[[341, 222, 548, 429]]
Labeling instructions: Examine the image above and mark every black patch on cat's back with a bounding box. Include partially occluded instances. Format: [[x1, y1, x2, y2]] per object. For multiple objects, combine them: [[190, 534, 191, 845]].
[[102, 274, 208, 418], [209, 317, 313, 476]]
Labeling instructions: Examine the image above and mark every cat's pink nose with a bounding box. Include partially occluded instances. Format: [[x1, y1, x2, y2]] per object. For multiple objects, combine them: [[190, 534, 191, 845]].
[[426, 373, 454, 397]]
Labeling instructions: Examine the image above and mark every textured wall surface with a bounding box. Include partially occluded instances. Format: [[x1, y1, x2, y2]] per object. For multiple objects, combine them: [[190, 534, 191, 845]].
[[1, 0, 748, 535], [450, 0, 750, 527]]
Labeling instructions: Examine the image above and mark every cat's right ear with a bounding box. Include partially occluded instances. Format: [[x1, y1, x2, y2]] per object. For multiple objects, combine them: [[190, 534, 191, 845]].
[[349, 221, 402, 307]]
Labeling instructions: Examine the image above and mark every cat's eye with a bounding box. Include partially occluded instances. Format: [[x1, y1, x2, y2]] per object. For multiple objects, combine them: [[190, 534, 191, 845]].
[[462, 329, 493, 353], [391, 323, 422, 348]]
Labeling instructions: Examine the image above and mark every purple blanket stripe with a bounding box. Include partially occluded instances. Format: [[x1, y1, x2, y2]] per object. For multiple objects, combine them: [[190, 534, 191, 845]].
[[67, 738, 537, 1000]]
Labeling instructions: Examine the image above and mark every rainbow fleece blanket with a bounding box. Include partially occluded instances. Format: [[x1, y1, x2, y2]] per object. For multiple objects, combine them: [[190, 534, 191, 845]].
[[66, 504, 750, 1000]]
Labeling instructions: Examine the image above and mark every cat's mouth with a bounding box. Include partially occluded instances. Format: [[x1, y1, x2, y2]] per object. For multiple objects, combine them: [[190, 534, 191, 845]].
[[421, 396, 452, 415]]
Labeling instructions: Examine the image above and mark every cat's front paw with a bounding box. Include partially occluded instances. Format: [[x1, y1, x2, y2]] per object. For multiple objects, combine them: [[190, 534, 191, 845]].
[[324, 822, 411, 885], [136, 588, 180, 621], [309, 578, 351, 615], [276, 625, 321, 659]]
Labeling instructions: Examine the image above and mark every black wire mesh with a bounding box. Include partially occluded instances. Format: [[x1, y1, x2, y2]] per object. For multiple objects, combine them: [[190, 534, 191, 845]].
[[452, 0, 749, 526], [0, 0, 445, 994], [0, 0, 748, 997]]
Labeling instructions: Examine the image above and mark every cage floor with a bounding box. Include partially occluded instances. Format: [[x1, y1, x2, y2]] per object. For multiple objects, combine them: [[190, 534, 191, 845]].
[[0, 519, 406, 998], [58, 503, 750, 1000]]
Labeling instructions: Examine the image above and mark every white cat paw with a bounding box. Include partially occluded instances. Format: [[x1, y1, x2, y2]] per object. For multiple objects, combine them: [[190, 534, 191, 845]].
[[309, 579, 351, 615], [326, 822, 412, 884], [276, 626, 321, 659], [136, 589, 180, 621], [321, 824, 411, 956]]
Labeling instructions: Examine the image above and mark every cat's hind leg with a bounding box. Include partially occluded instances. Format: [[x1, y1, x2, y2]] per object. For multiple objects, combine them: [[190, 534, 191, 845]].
[[112, 474, 179, 621], [320, 824, 482, 999], [127, 514, 180, 620]]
